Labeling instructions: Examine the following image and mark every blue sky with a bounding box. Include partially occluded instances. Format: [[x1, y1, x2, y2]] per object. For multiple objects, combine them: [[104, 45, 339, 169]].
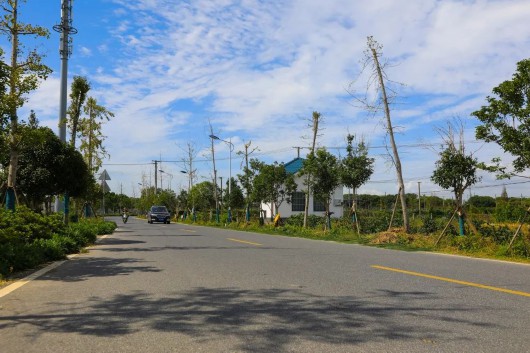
[[6, 0, 530, 198]]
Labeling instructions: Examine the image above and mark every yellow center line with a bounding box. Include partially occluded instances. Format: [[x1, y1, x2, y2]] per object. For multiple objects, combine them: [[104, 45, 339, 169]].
[[372, 265, 530, 298], [227, 238, 262, 246]]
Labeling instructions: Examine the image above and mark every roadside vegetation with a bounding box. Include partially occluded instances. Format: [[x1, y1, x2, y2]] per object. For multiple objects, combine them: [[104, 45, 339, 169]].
[[177, 195, 530, 263], [0, 206, 116, 280]]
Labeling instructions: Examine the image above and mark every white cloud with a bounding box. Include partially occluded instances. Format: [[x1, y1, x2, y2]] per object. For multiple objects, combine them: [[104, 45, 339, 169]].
[[79, 46, 92, 57], [20, 0, 530, 197]]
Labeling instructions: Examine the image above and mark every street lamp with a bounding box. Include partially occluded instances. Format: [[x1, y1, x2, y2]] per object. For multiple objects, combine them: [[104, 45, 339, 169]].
[[180, 170, 195, 221], [209, 134, 234, 223], [159, 169, 173, 191]]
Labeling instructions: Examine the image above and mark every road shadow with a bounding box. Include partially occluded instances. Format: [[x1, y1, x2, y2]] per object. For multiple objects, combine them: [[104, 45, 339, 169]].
[[96, 238, 146, 246], [95, 246, 279, 252], [0, 286, 501, 352], [40, 257, 161, 282]]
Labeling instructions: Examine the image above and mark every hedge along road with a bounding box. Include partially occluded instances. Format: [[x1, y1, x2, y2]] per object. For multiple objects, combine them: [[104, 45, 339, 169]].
[[1, 216, 529, 353]]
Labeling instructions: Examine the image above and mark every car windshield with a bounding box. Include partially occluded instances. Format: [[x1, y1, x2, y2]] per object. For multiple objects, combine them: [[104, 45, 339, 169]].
[[151, 206, 168, 213]]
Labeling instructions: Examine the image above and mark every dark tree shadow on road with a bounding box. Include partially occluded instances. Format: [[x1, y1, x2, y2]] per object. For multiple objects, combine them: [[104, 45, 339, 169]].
[[0, 286, 501, 352], [40, 257, 161, 282], [96, 238, 146, 246]]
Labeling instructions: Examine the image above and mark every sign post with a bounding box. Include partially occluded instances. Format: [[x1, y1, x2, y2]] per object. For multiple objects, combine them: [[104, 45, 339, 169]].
[[99, 170, 111, 220]]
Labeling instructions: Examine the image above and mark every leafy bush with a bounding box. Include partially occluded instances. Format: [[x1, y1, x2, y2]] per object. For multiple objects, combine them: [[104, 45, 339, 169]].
[[474, 222, 512, 244], [284, 213, 326, 228], [495, 201, 529, 222], [0, 207, 115, 278], [420, 217, 440, 234], [0, 206, 66, 244]]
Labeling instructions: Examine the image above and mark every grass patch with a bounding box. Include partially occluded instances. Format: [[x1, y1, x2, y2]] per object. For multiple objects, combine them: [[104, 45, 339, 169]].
[[179, 217, 530, 263]]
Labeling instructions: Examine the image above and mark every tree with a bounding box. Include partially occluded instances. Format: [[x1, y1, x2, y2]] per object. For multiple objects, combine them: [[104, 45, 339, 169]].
[[138, 185, 157, 213], [301, 148, 341, 229], [352, 36, 409, 232], [17, 126, 92, 212], [431, 122, 480, 235], [190, 181, 216, 212], [500, 185, 508, 199], [237, 140, 258, 221], [79, 97, 113, 173], [303, 111, 322, 228], [67, 76, 90, 148], [223, 177, 244, 210], [0, 0, 52, 210], [473, 59, 530, 175], [156, 189, 177, 214], [175, 189, 188, 218], [340, 134, 374, 232], [250, 159, 296, 219]]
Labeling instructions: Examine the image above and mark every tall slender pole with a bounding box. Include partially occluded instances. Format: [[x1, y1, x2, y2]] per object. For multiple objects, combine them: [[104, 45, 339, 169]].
[[210, 137, 219, 223], [228, 138, 233, 223], [209, 134, 233, 223], [418, 181, 421, 215], [53, 0, 77, 216], [154, 160, 158, 194]]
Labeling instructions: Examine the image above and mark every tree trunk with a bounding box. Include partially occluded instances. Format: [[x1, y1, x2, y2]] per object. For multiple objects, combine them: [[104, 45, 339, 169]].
[[456, 191, 465, 236], [87, 105, 93, 172], [208, 122, 219, 223], [6, 1, 20, 211], [369, 43, 409, 233], [303, 112, 320, 228]]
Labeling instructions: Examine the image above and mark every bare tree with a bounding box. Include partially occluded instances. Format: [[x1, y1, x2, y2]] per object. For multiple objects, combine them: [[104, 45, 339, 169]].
[[180, 142, 198, 217], [237, 140, 259, 221], [207, 119, 219, 222], [303, 111, 322, 228], [351, 36, 409, 232]]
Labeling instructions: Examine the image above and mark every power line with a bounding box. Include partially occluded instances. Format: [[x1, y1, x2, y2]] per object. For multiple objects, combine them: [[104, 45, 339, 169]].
[[102, 163, 153, 166]]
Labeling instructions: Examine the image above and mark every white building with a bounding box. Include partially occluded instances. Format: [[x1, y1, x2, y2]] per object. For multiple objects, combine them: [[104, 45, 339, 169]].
[[261, 157, 344, 219]]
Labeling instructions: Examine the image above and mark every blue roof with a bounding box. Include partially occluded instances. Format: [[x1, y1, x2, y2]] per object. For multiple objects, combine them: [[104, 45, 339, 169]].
[[284, 157, 304, 174]]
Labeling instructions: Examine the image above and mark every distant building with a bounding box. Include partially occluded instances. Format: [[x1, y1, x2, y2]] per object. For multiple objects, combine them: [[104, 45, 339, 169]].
[[261, 157, 344, 219]]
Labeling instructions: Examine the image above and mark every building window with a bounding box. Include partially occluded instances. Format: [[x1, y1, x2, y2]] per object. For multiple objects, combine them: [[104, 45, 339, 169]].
[[313, 197, 326, 212], [291, 192, 305, 211]]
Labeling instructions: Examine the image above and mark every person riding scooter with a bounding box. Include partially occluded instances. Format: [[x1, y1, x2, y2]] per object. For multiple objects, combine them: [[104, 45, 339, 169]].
[[122, 208, 129, 223]]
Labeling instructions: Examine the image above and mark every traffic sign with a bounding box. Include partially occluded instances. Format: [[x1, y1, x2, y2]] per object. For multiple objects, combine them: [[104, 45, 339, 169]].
[[101, 180, 111, 193], [99, 169, 111, 181]]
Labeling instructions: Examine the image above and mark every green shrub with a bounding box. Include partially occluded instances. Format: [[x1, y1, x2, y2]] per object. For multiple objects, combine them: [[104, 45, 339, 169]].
[[0, 206, 66, 244], [420, 217, 439, 234], [65, 222, 97, 247], [475, 223, 512, 244], [283, 214, 329, 229], [0, 212, 116, 278]]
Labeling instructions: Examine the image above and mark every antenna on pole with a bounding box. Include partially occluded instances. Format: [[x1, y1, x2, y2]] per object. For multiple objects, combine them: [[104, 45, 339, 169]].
[[53, 0, 77, 215], [53, 0, 77, 143]]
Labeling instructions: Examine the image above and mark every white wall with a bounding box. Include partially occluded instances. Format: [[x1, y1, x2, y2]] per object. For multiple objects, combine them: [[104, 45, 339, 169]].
[[261, 174, 343, 219]]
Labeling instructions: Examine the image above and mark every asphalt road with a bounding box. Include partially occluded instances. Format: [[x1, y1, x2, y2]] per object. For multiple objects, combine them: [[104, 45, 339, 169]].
[[1, 217, 529, 353]]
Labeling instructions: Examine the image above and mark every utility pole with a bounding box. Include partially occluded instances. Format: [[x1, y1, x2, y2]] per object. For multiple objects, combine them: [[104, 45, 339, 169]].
[[418, 181, 421, 215], [154, 160, 158, 194], [238, 140, 258, 222], [208, 123, 219, 223], [53, 0, 77, 217], [220, 176, 223, 208]]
